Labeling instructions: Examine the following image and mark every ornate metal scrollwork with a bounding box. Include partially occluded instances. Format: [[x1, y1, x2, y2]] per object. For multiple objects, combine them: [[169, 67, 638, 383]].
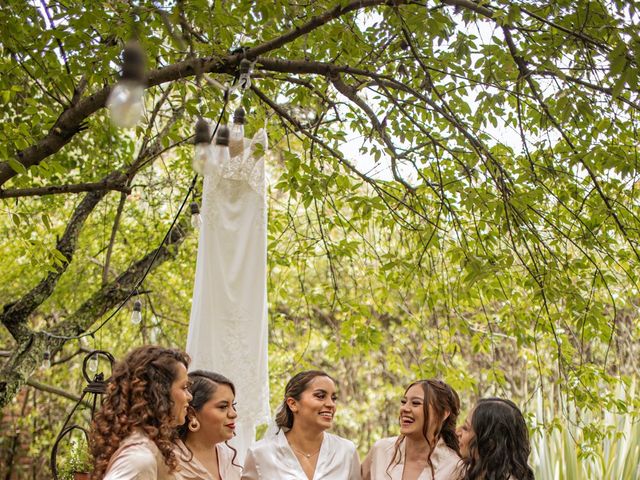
[[50, 350, 115, 480]]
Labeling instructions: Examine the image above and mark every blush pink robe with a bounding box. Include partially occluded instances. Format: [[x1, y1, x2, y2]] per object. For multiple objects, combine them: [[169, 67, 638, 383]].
[[361, 436, 462, 480]]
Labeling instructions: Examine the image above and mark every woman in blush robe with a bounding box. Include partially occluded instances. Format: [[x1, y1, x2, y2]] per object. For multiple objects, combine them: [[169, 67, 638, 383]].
[[90, 346, 192, 480], [174, 370, 242, 480], [362, 379, 461, 480]]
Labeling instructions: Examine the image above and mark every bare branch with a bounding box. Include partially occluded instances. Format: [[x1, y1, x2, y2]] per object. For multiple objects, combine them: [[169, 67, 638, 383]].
[[0, 219, 190, 408], [26, 378, 90, 406], [0, 180, 131, 199]]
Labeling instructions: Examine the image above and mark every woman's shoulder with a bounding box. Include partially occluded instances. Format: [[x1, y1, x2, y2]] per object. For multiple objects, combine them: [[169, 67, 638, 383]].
[[246, 433, 280, 457], [217, 441, 237, 459], [370, 436, 399, 452], [117, 431, 159, 457], [104, 432, 159, 479], [324, 432, 358, 451]]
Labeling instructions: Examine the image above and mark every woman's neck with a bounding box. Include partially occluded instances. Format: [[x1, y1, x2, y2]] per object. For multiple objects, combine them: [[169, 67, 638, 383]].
[[404, 434, 434, 460], [285, 425, 325, 452], [185, 432, 222, 452]]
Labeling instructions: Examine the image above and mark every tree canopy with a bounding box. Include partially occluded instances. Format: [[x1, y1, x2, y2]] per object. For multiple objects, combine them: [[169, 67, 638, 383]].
[[1, 0, 640, 474]]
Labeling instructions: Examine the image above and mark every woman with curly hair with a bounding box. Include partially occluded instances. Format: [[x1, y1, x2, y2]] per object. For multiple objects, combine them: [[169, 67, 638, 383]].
[[175, 370, 242, 479], [361, 379, 461, 480], [90, 345, 192, 479], [456, 398, 534, 480], [242, 370, 360, 480]]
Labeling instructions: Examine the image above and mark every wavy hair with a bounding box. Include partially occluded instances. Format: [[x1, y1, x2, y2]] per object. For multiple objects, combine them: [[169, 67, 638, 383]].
[[461, 398, 534, 480], [389, 379, 460, 477], [275, 370, 335, 431], [89, 345, 190, 478], [176, 370, 240, 467]]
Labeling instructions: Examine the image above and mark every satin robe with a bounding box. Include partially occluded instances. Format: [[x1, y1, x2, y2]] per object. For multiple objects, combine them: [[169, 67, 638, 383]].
[[104, 431, 174, 480], [361, 436, 462, 480], [174, 440, 242, 480], [241, 431, 361, 480]]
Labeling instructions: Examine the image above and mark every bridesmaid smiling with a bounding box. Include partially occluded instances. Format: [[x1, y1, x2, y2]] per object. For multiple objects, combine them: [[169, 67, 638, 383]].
[[241, 370, 361, 480], [175, 371, 242, 480]]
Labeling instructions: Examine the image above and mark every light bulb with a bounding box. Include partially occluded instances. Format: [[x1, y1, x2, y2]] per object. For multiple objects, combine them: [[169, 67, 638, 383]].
[[107, 81, 145, 128], [193, 118, 213, 175], [229, 108, 246, 157], [88, 355, 99, 373], [107, 41, 146, 128], [42, 350, 51, 370], [190, 202, 202, 228], [150, 325, 159, 344], [238, 58, 252, 90], [193, 143, 215, 175], [131, 299, 142, 324], [204, 126, 230, 176]]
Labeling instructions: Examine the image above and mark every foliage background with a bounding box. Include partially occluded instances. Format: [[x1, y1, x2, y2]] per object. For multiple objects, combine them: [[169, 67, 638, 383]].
[[1, 0, 639, 477]]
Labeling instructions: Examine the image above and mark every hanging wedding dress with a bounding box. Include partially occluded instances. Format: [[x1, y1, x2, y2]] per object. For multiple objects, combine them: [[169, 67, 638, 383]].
[[186, 127, 270, 463]]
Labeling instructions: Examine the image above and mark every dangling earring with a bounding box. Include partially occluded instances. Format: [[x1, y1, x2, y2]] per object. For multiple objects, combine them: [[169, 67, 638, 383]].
[[188, 416, 201, 432]]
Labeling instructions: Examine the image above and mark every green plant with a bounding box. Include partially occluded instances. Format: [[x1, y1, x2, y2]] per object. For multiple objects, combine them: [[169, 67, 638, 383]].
[[531, 383, 640, 479], [58, 437, 92, 480]]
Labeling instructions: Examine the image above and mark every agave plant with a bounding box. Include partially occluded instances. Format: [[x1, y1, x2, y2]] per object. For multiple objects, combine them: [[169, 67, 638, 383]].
[[530, 383, 640, 479]]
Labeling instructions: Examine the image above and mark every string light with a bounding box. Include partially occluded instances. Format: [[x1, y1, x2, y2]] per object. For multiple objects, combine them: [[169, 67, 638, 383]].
[[237, 59, 252, 90], [206, 125, 230, 176], [150, 317, 160, 344], [193, 117, 213, 175], [231, 106, 245, 137], [107, 41, 146, 128], [39, 84, 230, 343], [42, 350, 51, 370], [88, 354, 98, 373], [190, 202, 202, 229], [131, 299, 142, 324]]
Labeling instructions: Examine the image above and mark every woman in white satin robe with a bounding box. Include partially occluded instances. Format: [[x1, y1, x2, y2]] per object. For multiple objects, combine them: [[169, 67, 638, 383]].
[[241, 370, 361, 480]]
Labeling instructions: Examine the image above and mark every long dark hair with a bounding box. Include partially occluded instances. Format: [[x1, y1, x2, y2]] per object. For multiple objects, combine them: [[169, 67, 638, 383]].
[[90, 345, 190, 478], [176, 370, 239, 467], [275, 370, 335, 431], [389, 379, 460, 477], [461, 398, 534, 480]]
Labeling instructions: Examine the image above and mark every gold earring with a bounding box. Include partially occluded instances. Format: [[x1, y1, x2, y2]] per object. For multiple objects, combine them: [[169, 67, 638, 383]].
[[188, 417, 200, 432]]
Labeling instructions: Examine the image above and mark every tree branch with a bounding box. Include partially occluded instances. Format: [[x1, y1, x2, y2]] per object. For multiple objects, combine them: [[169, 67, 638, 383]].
[[0, 102, 182, 342], [0, 0, 412, 188], [330, 73, 415, 192], [0, 180, 131, 199], [0, 220, 189, 409], [26, 378, 90, 407]]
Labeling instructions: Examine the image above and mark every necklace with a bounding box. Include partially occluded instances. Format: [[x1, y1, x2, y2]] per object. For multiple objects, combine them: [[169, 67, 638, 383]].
[[290, 444, 321, 459]]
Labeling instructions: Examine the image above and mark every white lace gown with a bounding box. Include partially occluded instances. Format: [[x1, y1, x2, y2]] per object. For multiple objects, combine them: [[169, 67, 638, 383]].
[[186, 129, 270, 461], [241, 431, 361, 480]]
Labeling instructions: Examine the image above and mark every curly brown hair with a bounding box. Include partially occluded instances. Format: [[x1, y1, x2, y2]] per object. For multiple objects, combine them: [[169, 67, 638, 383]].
[[89, 345, 190, 478]]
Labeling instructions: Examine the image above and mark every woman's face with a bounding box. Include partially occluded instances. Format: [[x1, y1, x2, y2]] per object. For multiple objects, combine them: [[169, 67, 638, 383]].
[[399, 383, 426, 438], [457, 410, 475, 458], [193, 384, 238, 444], [170, 362, 192, 427], [288, 375, 337, 432]]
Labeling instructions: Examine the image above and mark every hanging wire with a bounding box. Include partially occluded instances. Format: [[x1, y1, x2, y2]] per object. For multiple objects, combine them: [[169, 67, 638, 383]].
[[41, 94, 230, 342]]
